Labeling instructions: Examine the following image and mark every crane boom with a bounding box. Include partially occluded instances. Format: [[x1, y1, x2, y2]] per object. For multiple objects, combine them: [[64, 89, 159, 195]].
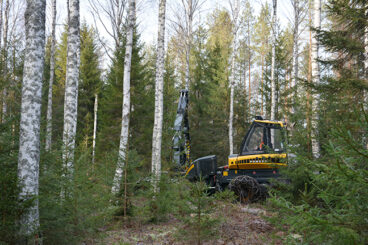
[[172, 89, 191, 167]]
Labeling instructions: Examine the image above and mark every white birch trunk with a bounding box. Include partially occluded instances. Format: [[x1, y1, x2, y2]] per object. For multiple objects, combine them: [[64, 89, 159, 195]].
[[270, 0, 277, 121], [0, 0, 3, 49], [151, 0, 166, 193], [92, 93, 98, 165], [291, 0, 299, 112], [62, 0, 80, 184], [1, 0, 8, 121], [18, 0, 45, 236], [364, 6, 368, 111], [45, 0, 56, 151], [111, 0, 135, 195], [364, 6, 368, 149], [0, 0, 3, 123], [229, 0, 239, 155], [310, 0, 321, 158], [185, 0, 192, 90]]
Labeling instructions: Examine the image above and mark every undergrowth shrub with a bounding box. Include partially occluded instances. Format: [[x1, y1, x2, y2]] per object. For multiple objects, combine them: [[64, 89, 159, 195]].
[[268, 115, 368, 244]]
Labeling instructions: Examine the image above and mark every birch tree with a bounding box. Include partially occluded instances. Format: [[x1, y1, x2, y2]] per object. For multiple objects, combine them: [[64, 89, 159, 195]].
[[62, 0, 80, 184], [171, 0, 203, 90], [270, 0, 277, 121], [111, 0, 135, 195], [291, 0, 299, 108], [254, 4, 271, 117], [88, 0, 126, 60], [1, 0, 8, 121], [18, 0, 45, 236], [290, 0, 307, 114], [228, 0, 240, 155], [185, 0, 192, 90], [364, 6, 368, 111], [92, 93, 98, 165], [45, 0, 56, 151], [310, 0, 321, 158], [151, 0, 166, 193]]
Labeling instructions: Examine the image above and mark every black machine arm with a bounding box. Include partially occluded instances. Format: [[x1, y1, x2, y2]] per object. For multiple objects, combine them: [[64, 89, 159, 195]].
[[172, 89, 191, 167]]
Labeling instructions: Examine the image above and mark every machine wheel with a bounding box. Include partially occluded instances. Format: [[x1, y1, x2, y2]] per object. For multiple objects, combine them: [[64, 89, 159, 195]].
[[229, 175, 262, 203]]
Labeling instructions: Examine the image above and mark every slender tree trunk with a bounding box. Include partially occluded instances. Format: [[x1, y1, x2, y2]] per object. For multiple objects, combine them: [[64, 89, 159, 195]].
[[364, 6, 368, 149], [306, 2, 312, 151], [364, 6, 368, 111], [0, 0, 3, 50], [46, 0, 57, 151], [229, 72, 234, 154], [111, 0, 135, 195], [151, 0, 166, 193], [229, 0, 239, 155], [0, 0, 3, 123], [291, 0, 299, 114], [92, 93, 98, 165], [62, 0, 80, 190], [248, 21, 251, 115], [270, 0, 277, 121], [185, 0, 192, 90], [310, 0, 321, 159], [18, 0, 45, 237], [261, 55, 264, 116], [1, 0, 8, 121]]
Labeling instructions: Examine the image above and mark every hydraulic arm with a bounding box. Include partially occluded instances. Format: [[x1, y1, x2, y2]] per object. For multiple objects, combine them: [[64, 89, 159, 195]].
[[172, 89, 191, 168]]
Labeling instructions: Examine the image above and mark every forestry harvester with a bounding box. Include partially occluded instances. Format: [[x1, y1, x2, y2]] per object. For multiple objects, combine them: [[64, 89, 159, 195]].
[[172, 89, 288, 202]]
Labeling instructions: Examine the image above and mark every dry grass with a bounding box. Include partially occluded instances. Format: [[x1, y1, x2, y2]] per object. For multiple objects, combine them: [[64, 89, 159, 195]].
[[88, 202, 286, 245]]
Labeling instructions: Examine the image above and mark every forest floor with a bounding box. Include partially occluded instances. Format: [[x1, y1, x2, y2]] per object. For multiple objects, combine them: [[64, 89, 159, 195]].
[[90, 202, 289, 245]]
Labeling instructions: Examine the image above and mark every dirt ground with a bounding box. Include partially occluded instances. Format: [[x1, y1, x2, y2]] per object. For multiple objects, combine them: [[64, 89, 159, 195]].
[[89, 203, 286, 245]]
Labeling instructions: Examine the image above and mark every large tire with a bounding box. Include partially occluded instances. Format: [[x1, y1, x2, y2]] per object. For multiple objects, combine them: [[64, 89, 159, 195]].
[[229, 175, 262, 203]]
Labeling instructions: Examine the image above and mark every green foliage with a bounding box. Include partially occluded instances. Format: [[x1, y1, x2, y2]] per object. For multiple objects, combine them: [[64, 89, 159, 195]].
[[175, 180, 220, 244], [268, 2, 368, 244], [77, 23, 102, 147], [112, 150, 146, 217], [262, 31, 292, 120], [0, 116, 31, 243], [269, 115, 368, 244], [213, 188, 237, 203], [97, 25, 155, 167], [39, 145, 114, 244], [145, 175, 184, 223]]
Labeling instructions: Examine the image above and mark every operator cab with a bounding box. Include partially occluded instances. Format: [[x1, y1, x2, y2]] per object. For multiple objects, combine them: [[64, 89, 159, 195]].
[[227, 116, 287, 171], [240, 119, 286, 155]]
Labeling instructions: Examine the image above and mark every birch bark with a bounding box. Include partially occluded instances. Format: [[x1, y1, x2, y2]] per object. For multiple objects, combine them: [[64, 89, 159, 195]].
[[185, 0, 192, 90], [0, 0, 2, 123], [229, 0, 239, 155], [364, 6, 368, 111], [291, 0, 299, 112], [151, 0, 166, 193], [92, 93, 98, 165], [111, 0, 135, 195], [270, 0, 277, 121], [62, 0, 80, 184], [46, 0, 56, 151], [364, 6, 367, 149], [310, 0, 321, 158], [1, 0, 8, 121], [18, 0, 45, 235]]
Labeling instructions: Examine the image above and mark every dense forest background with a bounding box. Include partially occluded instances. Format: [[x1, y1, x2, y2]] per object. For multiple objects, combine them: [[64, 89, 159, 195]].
[[0, 0, 367, 244]]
